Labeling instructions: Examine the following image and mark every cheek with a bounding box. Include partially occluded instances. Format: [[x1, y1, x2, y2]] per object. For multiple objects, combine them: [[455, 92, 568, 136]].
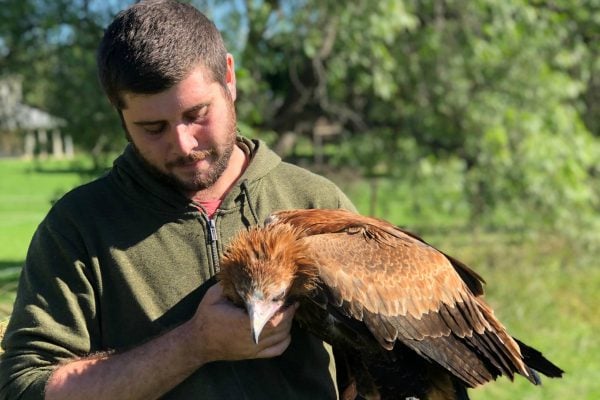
[[130, 134, 172, 164], [132, 135, 163, 155], [191, 120, 229, 148]]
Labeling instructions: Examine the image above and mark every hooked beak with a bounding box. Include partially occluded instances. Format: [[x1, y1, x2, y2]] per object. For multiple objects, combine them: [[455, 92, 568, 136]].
[[246, 298, 284, 344]]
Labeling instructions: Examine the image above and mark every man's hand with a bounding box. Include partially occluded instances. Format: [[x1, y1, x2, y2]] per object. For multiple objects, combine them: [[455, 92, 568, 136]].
[[46, 282, 297, 400], [186, 283, 298, 364]]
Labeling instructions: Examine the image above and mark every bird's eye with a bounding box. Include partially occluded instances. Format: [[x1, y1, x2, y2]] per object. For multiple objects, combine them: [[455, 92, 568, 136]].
[[272, 293, 285, 302]]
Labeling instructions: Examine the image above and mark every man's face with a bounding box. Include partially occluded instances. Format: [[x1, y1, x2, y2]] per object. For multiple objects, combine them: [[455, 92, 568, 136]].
[[121, 60, 237, 195]]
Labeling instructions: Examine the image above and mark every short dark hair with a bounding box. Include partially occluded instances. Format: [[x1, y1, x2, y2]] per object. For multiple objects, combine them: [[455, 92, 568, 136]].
[[97, 0, 228, 109]]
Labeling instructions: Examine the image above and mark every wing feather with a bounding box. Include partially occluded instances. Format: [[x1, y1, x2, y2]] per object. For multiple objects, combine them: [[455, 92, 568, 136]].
[[301, 232, 467, 319], [268, 208, 487, 296], [267, 209, 551, 386], [300, 226, 531, 386]]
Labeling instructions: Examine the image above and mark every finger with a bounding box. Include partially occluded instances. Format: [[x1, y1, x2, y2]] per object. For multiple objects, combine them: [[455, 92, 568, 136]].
[[258, 309, 297, 344], [274, 310, 295, 334], [266, 302, 298, 328], [260, 316, 293, 344], [255, 334, 292, 359], [256, 327, 290, 348]]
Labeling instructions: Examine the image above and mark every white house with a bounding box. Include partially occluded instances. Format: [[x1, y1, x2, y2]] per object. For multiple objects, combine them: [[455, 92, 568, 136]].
[[0, 76, 72, 159]]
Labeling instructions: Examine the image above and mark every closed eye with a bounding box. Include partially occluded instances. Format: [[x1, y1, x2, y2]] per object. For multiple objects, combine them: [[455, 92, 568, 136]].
[[184, 104, 209, 124], [145, 123, 166, 134], [134, 121, 167, 135], [271, 292, 286, 303]]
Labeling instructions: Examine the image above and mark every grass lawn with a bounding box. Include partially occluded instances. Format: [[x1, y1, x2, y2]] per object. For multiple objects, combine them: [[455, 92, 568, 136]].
[[0, 157, 598, 398], [431, 234, 600, 399], [0, 157, 104, 318]]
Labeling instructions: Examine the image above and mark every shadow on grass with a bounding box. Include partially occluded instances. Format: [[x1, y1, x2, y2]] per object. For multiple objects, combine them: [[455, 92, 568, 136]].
[[0, 261, 23, 285], [27, 162, 111, 205], [30, 164, 110, 184], [31, 165, 109, 176], [0, 261, 24, 270], [28, 153, 112, 172], [0, 261, 21, 319]]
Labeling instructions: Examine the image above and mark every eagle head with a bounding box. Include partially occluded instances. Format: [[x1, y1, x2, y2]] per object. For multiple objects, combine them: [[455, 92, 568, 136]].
[[219, 223, 318, 343]]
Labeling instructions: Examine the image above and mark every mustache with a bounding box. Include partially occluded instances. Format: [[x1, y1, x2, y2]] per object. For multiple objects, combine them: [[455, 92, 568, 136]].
[[166, 149, 215, 168]]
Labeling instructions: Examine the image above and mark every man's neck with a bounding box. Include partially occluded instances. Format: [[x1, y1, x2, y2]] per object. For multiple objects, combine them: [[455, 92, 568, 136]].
[[188, 144, 248, 203]]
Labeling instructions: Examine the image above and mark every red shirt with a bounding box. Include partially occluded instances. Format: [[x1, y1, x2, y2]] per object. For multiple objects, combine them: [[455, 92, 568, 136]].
[[195, 198, 222, 218]]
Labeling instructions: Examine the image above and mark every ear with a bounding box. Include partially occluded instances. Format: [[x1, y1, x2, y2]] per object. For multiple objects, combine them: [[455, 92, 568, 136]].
[[225, 53, 237, 102]]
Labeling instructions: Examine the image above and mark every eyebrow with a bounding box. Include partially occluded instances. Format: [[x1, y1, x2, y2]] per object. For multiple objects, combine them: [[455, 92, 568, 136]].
[[133, 120, 164, 126], [131, 103, 210, 126], [184, 103, 209, 114]]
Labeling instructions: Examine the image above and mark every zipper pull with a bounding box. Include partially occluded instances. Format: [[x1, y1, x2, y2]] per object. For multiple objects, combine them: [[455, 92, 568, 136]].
[[206, 216, 220, 272], [208, 218, 218, 243]]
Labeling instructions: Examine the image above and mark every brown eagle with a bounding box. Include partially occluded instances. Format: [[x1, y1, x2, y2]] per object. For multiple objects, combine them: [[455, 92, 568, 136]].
[[218, 209, 563, 400]]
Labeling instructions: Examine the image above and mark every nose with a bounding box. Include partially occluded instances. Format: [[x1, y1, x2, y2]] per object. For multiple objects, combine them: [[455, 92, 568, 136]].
[[172, 123, 198, 154]]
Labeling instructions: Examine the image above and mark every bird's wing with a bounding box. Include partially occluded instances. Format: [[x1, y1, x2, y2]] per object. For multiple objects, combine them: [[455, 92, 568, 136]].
[[299, 228, 531, 387], [300, 229, 476, 345], [268, 208, 486, 295]]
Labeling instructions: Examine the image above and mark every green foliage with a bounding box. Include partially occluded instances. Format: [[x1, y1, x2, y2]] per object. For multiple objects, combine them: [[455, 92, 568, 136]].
[[229, 0, 600, 239], [2, 0, 598, 238]]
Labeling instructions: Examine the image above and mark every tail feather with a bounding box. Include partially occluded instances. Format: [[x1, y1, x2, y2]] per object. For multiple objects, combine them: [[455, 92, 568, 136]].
[[515, 338, 564, 381]]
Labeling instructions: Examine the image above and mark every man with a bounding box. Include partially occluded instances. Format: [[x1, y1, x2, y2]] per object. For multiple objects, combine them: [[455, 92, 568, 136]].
[[0, 1, 355, 399]]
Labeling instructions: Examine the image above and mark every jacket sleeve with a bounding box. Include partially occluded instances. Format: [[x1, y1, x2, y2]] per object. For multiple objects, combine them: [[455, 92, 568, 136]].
[[0, 210, 99, 399]]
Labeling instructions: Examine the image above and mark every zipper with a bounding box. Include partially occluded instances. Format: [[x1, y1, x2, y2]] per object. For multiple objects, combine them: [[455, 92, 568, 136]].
[[205, 214, 220, 272]]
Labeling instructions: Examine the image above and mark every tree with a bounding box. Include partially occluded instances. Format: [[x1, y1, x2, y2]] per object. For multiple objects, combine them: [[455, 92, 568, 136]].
[[0, 0, 129, 162], [2, 0, 598, 236], [224, 0, 599, 234]]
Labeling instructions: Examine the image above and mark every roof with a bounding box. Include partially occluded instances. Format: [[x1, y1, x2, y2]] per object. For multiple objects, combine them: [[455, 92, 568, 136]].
[[0, 76, 66, 131], [0, 103, 66, 131]]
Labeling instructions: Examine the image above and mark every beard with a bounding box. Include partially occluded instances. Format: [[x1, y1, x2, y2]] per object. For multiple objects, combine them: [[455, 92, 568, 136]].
[[128, 92, 238, 194]]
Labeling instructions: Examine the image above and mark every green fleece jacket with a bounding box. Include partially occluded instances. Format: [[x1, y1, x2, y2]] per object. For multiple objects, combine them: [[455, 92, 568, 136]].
[[0, 137, 355, 399]]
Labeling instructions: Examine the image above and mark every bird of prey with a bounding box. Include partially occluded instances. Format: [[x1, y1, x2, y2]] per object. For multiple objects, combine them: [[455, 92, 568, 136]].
[[218, 208, 563, 400]]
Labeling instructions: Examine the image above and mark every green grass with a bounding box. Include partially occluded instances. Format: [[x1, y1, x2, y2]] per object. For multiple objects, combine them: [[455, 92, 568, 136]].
[[1, 157, 599, 398], [428, 233, 600, 399], [0, 157, 105, 319]]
